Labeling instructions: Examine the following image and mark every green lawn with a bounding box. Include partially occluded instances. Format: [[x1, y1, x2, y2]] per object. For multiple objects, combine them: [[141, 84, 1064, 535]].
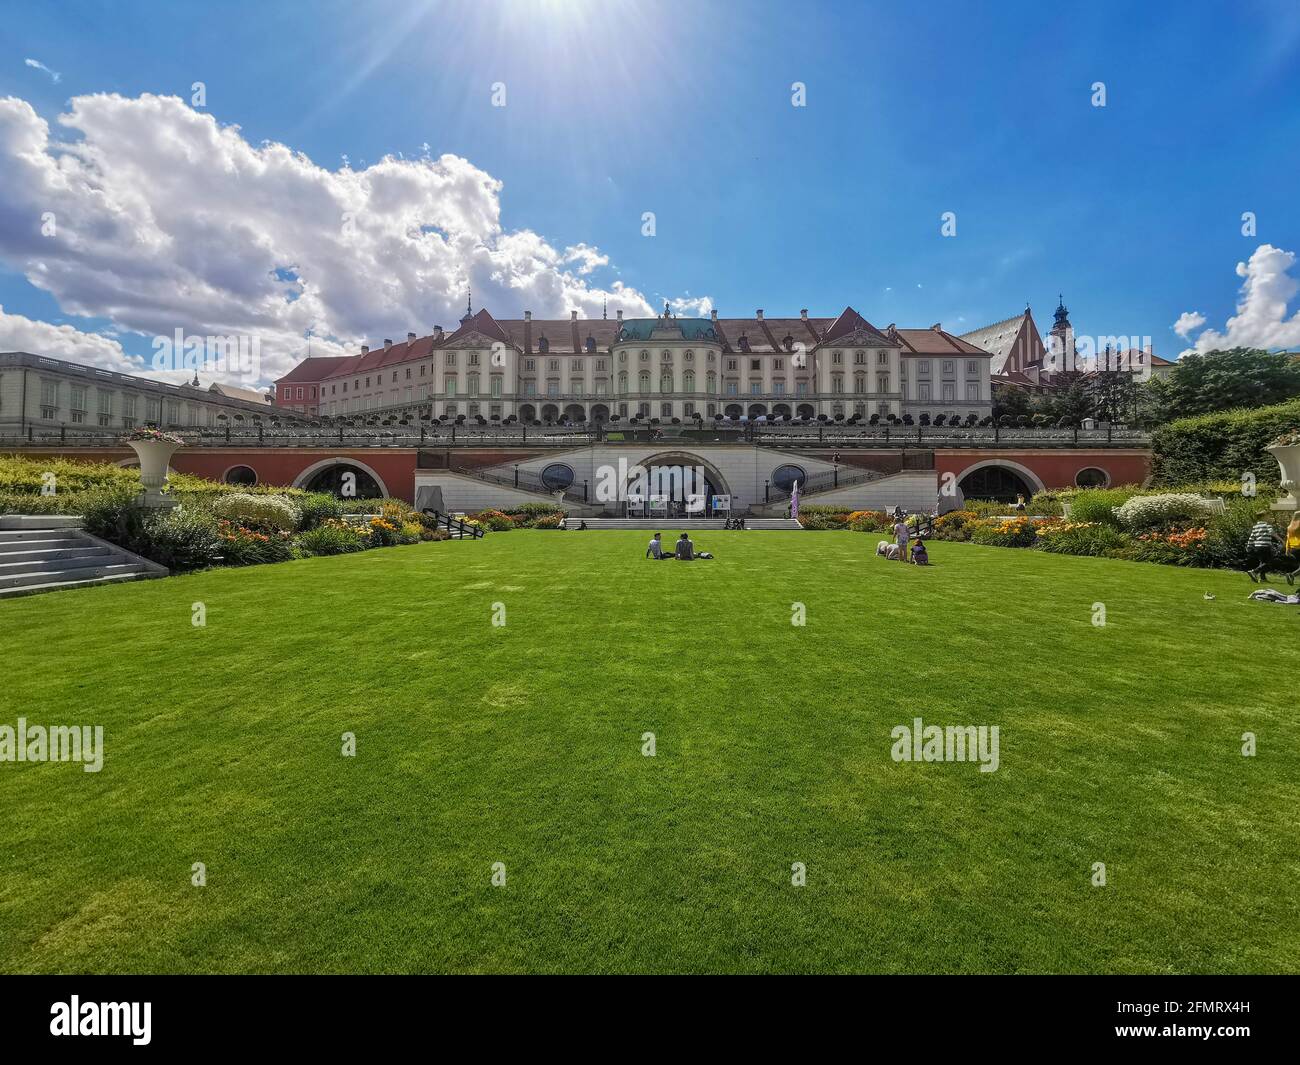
[[1, 531, 1297, 974]]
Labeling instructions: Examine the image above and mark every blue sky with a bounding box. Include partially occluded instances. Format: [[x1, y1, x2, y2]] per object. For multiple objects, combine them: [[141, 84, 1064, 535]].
[[0, 0, 1298, 378]]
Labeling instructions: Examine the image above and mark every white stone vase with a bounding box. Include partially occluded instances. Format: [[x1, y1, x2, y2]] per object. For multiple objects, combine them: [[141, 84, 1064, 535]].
[[128, 438, 181, 508], [1267, 443, 1300, 511]]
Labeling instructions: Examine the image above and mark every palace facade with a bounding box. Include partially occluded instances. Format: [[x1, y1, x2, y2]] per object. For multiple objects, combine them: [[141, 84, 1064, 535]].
[[275, 305, 996, 425]]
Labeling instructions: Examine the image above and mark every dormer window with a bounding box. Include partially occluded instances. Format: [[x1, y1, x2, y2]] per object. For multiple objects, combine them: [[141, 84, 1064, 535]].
[[585, 336, 596, 353], [783, 335, 794, 351], [738, 335, 750, 352], [538, 336, 549, 353]]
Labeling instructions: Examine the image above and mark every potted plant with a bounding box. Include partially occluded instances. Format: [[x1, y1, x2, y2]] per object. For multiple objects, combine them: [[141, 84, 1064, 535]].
[[1268, 428, 1300, 510], [123, 426, 184, 507]]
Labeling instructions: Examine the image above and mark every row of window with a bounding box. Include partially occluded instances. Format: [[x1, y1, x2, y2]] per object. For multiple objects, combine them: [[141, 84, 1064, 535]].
[[23, 378, 247, 427]]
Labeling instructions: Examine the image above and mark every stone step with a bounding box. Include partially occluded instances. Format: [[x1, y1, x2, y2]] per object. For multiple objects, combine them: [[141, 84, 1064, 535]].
[[0, 544, 111, 563], [0, 562, 147, 591], [0, 514, 83, 531], [0, 552, 130, 576], [0, 570, 156, 600], [0, 527, 85, 543], [0, 536, 93, 555]]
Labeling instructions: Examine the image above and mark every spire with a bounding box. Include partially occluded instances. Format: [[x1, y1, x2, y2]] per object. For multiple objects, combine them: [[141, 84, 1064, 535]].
[[603, 296, 607, 320], [465, 284, 473, 321]]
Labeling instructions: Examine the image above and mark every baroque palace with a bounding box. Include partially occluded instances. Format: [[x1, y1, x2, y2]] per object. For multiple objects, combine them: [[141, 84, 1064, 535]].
[[274, 303, 996, 426]]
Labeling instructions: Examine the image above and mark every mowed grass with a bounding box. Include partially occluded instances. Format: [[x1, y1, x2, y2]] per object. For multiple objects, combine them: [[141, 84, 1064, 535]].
[[0, 531, 1297, 974]]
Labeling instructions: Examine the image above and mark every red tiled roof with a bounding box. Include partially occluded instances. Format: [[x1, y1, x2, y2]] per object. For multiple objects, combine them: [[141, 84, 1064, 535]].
[[894, 327, 991, 356], [277, 356, 351, 382]]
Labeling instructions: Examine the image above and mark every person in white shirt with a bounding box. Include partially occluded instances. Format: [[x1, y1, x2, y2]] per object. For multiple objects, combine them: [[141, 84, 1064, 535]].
[[893, 517, 909, 562], [646, 532, 663, 559]]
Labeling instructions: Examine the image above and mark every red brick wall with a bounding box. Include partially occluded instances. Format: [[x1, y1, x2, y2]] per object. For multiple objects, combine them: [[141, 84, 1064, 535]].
[[935, 449, 1151, 492]]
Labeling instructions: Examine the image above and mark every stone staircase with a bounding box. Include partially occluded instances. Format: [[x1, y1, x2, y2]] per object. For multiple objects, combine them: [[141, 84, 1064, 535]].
[[0, 517, 167, 599], [560, 517, 802, 531]]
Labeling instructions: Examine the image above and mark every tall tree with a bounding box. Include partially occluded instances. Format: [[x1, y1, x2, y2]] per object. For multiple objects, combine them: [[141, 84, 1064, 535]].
[[1154, 348, 1300, 420]]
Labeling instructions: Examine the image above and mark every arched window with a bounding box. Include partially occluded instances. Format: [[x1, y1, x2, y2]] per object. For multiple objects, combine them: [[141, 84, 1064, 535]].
[[638, 370, 650, 392], [771, 464, 805, 491], [706, 371, 716, 391], [1075, 467, 1109, 488], [618, 371, 628, 393], [223, 465, 257, 486], [660, 373, 673, 393], [684, 369, 695, 392]]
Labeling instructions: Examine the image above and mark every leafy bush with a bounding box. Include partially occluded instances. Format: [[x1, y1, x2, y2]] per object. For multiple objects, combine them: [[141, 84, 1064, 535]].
[[82, 490, 223, 571], [216, 522, 295, 566], [296, 493, 344, 530], [1067, 487, 1141, 526], [470, 509, 515, 531], [1112, 493, 1216, 531], [933, 509, 977, 541], [1150, 398, 1300, 486], [296, 519, 371, 556], [397, 522, 424, 545], [368, 517, 401, 546], [533, 514, 564, 529], [847, 509, 889, 532], [969, 516, 1037, 547], [1198, 498, 1269, 570], [1036, 522, 1132, 556], [797, 511, 849, 530], [208, 492, 301, 532], [961, 499, 1018, 518]]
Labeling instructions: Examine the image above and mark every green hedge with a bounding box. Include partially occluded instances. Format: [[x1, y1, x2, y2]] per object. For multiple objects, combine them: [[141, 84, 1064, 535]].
[[1150, 399, 1300, 487]]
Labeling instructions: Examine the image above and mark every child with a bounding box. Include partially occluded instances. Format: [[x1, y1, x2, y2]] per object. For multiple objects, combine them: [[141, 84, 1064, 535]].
[[1245, 512, 1281, 582], [910, 538, 929, 566]]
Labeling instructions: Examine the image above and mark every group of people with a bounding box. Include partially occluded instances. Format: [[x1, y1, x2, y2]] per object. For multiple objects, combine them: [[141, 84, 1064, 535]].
[[885, 505, 929, 565], [1246, 510, 1300, 584], [646, 532, 714, 561]]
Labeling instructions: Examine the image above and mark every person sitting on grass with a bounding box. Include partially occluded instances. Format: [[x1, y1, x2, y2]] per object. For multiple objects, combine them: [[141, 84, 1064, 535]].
[[910, 538, 929, 566], [646, 532, 663, 559], [1246, 512, 1282, 582], [675, 532, 694, 560]]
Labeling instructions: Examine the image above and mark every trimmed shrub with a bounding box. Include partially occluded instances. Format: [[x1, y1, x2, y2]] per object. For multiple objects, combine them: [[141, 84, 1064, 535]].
[[933, 509, 977, 541], [1151, 399, 1300, 486]]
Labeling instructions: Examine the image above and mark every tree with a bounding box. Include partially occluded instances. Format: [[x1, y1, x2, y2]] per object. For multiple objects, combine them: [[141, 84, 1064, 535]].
[[1044, 371, 1094, 427], [1152, 348, 1300, 421], [992, 383, 1031, 421]]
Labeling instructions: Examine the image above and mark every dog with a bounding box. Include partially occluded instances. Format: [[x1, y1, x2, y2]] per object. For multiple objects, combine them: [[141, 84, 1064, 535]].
[[875, 540, 901, 561]]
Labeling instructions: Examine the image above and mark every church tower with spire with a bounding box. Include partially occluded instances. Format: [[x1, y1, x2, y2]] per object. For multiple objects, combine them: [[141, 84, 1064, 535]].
[[1048, 295, 1076, 373]]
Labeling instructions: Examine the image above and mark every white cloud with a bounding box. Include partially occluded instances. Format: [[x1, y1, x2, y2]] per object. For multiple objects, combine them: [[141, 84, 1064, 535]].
[[1178, 244, 1300, 355], [1172, 311, 1206, 338], [0, 304, 137, 371], [562, 243, 609, 275], [0, 93, 700, 385], [23, 58, 60, 83]]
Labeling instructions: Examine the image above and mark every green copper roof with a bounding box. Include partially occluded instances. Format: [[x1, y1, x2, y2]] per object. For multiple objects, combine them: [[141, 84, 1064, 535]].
[[617, 318, 718, 342]]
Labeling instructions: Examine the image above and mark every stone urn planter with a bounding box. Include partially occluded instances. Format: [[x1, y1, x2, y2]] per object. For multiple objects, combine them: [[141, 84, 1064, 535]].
[[124, 428, 184, 508], [1267, 439, 1300, 511]]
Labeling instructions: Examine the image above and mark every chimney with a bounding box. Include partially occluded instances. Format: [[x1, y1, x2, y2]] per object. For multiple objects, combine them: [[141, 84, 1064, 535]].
[[407, 332, 416, 342], [756, 309, 764, 320], [433, 326, 443, 343], [617, 309, 623, 322], [931, 323, 942, 331], [710, 309, 718, 321], [360, 344, 370, 355], [524, 310, 532, 353], [383, 338, 392, 351], [571, 310, 578, 321], [800, 308, 808, 321]]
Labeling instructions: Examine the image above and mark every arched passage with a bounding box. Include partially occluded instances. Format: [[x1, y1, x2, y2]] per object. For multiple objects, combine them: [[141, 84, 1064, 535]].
[[293, 457, 390, 499], [955, 459, 1045, 503]]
